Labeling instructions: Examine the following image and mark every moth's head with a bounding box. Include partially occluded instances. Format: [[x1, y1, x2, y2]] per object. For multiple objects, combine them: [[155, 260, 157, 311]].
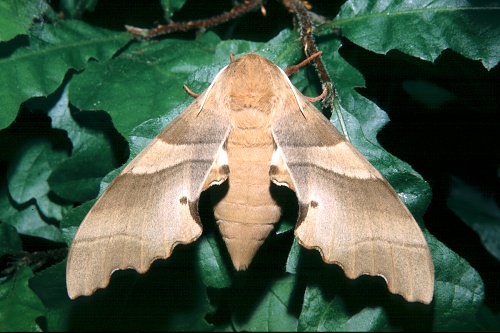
[[222, 54, 290, 112]]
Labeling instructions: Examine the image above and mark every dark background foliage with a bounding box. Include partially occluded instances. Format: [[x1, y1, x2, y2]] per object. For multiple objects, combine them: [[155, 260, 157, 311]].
[[0, 0, 499, 331]]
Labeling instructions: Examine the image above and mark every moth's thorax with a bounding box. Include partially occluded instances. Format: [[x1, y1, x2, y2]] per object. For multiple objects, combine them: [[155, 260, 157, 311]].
[[227, 106, 274, 148], [227, 92, 275, 115], [229, 105, 273, 126], [224, 54, 285, 114]]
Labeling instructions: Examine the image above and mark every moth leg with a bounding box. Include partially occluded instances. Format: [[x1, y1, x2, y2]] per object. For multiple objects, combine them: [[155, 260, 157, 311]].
[[283, 51, 322, 76], [304, 86, 328, 103], [183, 84, 200, 98]]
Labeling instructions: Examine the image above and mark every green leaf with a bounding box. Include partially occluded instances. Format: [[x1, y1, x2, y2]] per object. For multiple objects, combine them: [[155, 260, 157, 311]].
[[7, 139, 71, 221], [0, 222, 22, 257], [0, 0, 50, 42], [275, 214, 296, 235], [29, 261, 73, 332], [232, 274, 298, 332], [70, 32, 221, 135], [197, 233, 231, 289], [333, 0, 500, 70], [48, 85, 120, 203], [0, 185, 64, 243], [0, 266, 45, 332], [285, 239, 301, 274], [298, 285, 391, 332], [429, 233, 485, 331], [447, 176, 500, 261], [0, 19, 129, 130], [60, 199, 94, 246]]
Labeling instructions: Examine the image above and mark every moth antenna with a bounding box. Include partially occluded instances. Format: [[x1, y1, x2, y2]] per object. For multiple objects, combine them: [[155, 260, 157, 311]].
[[183, 85, 200, 98], [229, 53, 235, 62], [284, 51, 322, 77]]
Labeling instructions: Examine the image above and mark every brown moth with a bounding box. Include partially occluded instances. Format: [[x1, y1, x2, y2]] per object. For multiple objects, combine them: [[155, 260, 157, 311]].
[[66, 54, 434, 304]]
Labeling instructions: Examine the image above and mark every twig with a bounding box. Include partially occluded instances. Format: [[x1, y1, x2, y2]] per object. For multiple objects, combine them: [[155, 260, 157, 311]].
[[126, 0, 264, 38], [1, 248, 68, 275], [283, 0, 350, 141]]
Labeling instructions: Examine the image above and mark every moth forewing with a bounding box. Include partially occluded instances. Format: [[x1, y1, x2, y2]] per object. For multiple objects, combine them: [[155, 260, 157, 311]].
[[66, 72, 232, 299], [268, 58, 434, 304]]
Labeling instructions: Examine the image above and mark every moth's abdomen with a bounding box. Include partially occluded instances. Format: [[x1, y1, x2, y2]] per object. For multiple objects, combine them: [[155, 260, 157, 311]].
[[211, 121, 281, 270]]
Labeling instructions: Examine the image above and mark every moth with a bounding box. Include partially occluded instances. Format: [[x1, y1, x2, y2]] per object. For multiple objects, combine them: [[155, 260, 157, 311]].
[[66, 53, 434, 304]]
